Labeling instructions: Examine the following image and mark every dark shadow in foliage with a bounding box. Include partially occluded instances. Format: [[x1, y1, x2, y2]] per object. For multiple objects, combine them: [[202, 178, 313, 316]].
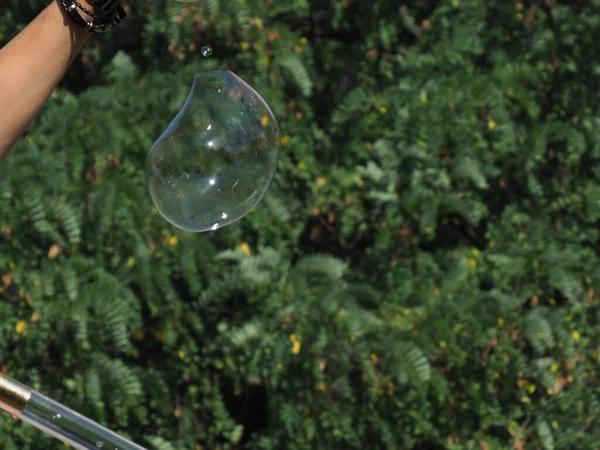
[[221, 375, 270, 444]]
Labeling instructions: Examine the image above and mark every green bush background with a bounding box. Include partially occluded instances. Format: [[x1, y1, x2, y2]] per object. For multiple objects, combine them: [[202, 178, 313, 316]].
[[1, 0, 600, 449]]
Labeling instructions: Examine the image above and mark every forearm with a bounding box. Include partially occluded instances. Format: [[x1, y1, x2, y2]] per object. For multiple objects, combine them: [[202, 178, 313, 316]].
[[0, 0, 94, 161]]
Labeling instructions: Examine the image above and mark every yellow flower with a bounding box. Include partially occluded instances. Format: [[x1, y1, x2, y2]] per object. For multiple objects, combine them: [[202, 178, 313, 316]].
[[297, 162, 306, 170], [526, 383, 536, 394], [494, 372, 501, 379], [290, 334, 301, 354], [551, 363, 559, 373], [516, 12, 523, 20], [127, 257, 136, 267], [370, 353, 379, 364], [300, 37, 308, 45], [488, 120, 496, 130], [292, 340, 301, 354], [168, 236, 179, 247], [379, 106, 388, 114], [281, 135, 289, 144], [15, 320, 27, 334], [472, 248, 480, 257], [241, 41, 250, 50], [468, 258, 477, 269], [277, 363, 284, 370], [178, 350, 186, 359], [316, 177, 327, 188], [261, 115, 270, 126], [520, 396, 531, 404], [498, 317, 504, 326], [263, 56, 270, 67], [239, 242, 252, 255], [572, 330, 581, 340]]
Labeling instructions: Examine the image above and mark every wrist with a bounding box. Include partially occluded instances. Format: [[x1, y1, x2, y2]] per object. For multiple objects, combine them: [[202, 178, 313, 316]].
[[57, 0, 126, 33]]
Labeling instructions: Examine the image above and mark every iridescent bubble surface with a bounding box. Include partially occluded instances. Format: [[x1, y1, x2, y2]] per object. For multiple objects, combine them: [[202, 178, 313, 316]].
[[201, 46, 213, 57], [146, 71, 280, 232]]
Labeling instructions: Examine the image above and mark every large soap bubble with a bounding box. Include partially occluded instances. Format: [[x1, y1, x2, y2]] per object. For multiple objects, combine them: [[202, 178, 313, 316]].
[[146, 71, 280, 232]]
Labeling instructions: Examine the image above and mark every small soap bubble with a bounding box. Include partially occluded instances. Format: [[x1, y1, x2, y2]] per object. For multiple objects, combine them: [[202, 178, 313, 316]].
[[146, 71, 280, 232], [201, 46, 213, 58]]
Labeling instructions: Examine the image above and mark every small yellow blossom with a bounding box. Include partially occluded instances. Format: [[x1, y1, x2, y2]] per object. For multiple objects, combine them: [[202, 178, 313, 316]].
[[127, 257, 136, 267], [379, 106, 388, 114], [521, 396, 531, 404], [488, 120, 496, 130], [281, 135, 289, 144], [277, 363, 284, 370], [178, 350, 186, 359], [472, 248, 480, 257], [168, 236, 179, 247], [239, 242, 252, 255], [370, 353, 379, 364], [585, 276, 592, 285], [516, 13, 523, 20], [297, 161, 306, 170], [468, 258, 478, 269], [517, 379, 527, 388], [316, 177, 327, 188], [526, 383, 536, 394], [16, 321, 27, 334], [572, 330, 581, 340], [261, 115, 270, 126], [494, 372, 501, 379], [292, 340, 301, 354], [300, 37, 308, 45], [498, 317, 504, 326], [551, 363, 559, 373], [290, 334, 301, 354], [241, 41, 250, 50]]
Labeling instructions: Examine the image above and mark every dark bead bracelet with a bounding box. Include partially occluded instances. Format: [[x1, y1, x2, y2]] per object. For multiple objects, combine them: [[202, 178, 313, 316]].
[[60, 0, 126, 33]]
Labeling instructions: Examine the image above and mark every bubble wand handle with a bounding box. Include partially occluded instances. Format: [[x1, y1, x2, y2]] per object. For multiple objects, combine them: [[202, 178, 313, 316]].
[[0, 374, 147, 450]]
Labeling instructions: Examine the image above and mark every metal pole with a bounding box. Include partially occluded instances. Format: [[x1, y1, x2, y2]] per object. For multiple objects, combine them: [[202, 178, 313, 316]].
[[0, 374, 148, 450]]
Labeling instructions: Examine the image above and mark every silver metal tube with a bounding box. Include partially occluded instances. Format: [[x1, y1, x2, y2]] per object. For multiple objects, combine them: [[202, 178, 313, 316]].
[[1, 374, 147, 450]]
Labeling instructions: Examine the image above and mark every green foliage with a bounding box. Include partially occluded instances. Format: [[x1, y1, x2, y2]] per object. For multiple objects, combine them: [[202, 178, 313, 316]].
[[2, 0, 600, 449]]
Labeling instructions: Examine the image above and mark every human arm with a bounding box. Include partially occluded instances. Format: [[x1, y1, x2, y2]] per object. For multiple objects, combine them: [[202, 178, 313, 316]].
[[0, 0, 95, 161]]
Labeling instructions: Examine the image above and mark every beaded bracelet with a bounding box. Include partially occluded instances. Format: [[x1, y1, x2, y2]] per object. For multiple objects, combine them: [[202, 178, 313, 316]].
[[60, 0, 126, 33]]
